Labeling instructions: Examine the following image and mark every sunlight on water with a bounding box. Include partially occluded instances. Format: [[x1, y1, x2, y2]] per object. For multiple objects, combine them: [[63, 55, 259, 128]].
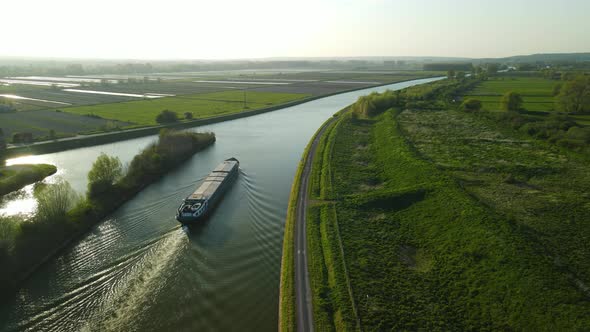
[[2, 157, 61, 217], [0, 185, 37, 217], [6, 155, 52, 166]]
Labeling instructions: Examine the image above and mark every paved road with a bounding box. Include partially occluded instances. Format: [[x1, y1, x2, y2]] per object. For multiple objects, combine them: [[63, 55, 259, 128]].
[[294, 115, 339, 332]]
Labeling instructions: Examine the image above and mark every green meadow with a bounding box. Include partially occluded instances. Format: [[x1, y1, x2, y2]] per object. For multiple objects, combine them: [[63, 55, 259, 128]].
[[465, 77, 557, 112], [62, 91, 309, 125]]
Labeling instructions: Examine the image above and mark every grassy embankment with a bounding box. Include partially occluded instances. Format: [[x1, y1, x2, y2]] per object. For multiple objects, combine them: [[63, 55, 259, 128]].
[[62, 91, 309, 126], [0, 130, 215, 296], [306, 114, 359, 332], [279, 109, 353, 332], [305, 78, 590, 329], [0, 164, 57, 196]]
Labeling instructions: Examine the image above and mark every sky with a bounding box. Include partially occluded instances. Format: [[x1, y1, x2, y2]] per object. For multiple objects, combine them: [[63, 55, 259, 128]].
[[2, 0, 589, 60]]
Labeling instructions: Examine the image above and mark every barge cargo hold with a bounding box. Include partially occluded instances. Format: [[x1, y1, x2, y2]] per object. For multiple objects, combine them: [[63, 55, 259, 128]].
[[176, 157, 239, 224]]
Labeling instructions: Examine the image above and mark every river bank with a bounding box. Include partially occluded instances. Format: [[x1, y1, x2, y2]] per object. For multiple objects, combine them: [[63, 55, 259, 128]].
[[0, 130, 215, 297], [0, 164, 56, 196]]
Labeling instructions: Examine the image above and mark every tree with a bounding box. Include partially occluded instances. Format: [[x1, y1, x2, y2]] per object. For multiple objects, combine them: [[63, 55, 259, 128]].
[[184, 112, 193, 120], [456, 71, 466, 80], [557, 76, 590, 113], [156, 110, 179, 124], [501, 91, 523, 111], [36, 178, 79, 223], [447, 70, 456, 79], [87, 153, 123, 198], [460, 98, 482, 112]]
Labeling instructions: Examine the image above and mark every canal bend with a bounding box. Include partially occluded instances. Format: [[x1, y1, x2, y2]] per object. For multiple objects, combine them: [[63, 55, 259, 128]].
[[0, 77, 441, 332]]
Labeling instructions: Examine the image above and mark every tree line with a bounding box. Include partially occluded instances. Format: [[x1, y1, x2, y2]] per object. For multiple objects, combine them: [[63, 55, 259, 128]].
[[0, 129, 215, 295]]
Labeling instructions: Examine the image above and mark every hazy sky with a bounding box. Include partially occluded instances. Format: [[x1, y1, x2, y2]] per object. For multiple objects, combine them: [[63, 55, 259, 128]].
[[3, 0, 589, 60]]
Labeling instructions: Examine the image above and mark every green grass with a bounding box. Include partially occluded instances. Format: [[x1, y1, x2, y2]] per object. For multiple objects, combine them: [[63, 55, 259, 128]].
[[62, 91, 309, 125], [307, 114, 359, 331], [0, 164, 57, 196], [307, 107, 590, 330], [465, 77, 558, 111], [399, 109, 590, 288]]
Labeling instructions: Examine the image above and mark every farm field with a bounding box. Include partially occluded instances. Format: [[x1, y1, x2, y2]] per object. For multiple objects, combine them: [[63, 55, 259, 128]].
[[464, 77, 557, 112], [0, 70, 440, 141], [0, 84, 137, 111], [0, 110, 131, 138], [61, 91, 309, 125]]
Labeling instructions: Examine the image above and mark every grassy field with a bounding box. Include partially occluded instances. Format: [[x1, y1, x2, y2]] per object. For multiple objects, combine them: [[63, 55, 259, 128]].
[[464, 77, 557, 112], [1, 71, 441, 142], [305, 106, 590, 330], [0, 110, 131, 139], [61, 91, 309, 125]]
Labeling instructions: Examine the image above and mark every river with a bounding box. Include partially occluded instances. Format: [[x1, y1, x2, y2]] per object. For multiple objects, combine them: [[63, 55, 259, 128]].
[[0, 77, 441, 332]]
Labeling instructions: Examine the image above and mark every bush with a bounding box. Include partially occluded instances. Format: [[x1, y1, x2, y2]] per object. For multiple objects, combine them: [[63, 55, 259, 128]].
[[155, 109, 179, 124], [501, 91, 523, 111], [35, 178, 79, 223], [460, 98, 482, 112], [184, 112, 193, 120], [87, 153, 123, 198], [557, 75, 590, 113]]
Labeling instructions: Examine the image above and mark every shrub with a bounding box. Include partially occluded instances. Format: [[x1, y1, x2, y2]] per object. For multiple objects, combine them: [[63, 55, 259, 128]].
[[184, 112, 193, 120], [501, 91, 523, 111], [557, 75, 590, 113], [87, 153, 123, 198], [156, 109, 179, 124], [35, 178, 79, 223], [460, 98, 482, 112]]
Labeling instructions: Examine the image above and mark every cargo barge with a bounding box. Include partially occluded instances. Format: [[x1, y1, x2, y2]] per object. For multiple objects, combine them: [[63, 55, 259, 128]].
[[176, 157, 239, 224]]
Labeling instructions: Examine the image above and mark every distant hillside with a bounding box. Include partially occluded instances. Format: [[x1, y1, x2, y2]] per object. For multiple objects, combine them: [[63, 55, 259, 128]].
[[479, 52, 590, 63]]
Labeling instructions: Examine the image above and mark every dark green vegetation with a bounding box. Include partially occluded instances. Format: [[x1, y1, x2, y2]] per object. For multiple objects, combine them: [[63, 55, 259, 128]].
[[0, 129, 215, 296], [461, 74, 590, 152], [306, 80, 590, 330], [557, 75, 590, 113], [0, 164, 57, 196], [156, 109, 180, 124]]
